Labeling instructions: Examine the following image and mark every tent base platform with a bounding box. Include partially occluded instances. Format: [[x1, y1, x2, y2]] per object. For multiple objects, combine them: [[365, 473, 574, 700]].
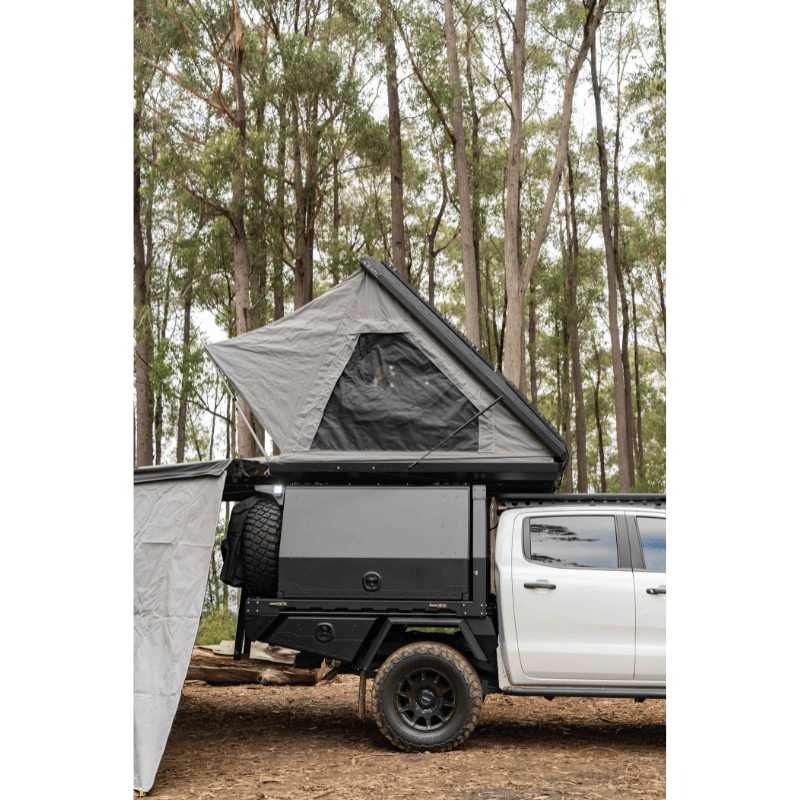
[[222, 459, 561, 500]]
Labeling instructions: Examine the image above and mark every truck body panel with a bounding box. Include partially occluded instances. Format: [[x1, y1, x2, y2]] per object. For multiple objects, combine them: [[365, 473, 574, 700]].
[[278, 486, 470, 600]]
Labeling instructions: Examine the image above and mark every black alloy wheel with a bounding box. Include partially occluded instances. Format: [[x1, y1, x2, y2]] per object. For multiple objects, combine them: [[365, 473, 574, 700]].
[[372, 641, 483, 752], [394, 666, 457, 732]]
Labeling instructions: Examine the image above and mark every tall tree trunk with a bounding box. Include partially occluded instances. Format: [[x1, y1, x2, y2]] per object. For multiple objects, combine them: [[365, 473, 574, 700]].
[[175, 292, 192, 463], [502, 0, 528, 389], [331, 151, 340, 286], [208, 390, 216, 460], [655, 0, 666, 67], [630, 271, 644, 475], [527, 288, 537, 408], [443, 0, 480, 346], [133, 108, 154, 468], [589, 36, 630, 491], [465, 21, 483, 350], [612, 76, 636, 488], [504, 0, 607, 390], [486, 257, 501, 366], [593, 344, 607, 493], [231, 0, 255, 458], [616, 246, 636, 488], [562, 322, 573, 493], [274, 100, 286, 321], [427, 178, 447, 305], [154, 254, 172, 465], [655, 254, 666, 361], [380, 1, 407, 278], [566, 154, 588, 492], [555, 319, 563, 441], [302, 172, 315, 307], [292, 106, 306, 310]]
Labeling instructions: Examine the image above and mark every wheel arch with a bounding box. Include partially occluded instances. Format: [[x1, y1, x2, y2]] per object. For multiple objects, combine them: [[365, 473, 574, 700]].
[[358, 617, 489, 672]]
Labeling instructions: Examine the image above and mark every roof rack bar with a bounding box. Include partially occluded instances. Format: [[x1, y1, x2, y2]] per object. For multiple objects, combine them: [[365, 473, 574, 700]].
[[497, 492, 665, 506]]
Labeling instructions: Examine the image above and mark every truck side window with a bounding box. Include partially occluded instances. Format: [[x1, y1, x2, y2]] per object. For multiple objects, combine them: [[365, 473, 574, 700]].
[[524, 516, 619, 569], [635, 517, 666, 571]]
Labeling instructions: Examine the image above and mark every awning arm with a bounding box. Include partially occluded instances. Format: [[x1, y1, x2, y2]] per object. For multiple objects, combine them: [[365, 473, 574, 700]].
[[408, 397, 502, 470], [207, 356, 271, 463]]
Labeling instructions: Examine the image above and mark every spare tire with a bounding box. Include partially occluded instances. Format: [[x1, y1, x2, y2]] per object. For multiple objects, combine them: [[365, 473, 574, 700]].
[[241, 496, 283, 597]]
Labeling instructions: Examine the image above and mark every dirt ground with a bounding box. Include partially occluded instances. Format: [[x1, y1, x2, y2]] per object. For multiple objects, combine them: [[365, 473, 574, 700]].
[[147, 676, 665, 799]]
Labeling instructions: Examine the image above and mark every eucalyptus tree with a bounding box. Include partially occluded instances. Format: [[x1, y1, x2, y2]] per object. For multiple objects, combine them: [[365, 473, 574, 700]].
[[134, 0, 259, 455], [503, 0, 607, 393]]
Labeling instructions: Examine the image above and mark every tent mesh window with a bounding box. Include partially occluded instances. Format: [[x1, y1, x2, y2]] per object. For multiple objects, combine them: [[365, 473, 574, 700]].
[[312, 333, 479, 451]]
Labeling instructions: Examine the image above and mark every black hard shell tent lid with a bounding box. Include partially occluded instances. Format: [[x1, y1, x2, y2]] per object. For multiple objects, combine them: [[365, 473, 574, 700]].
[[205, 256, 567, 486]]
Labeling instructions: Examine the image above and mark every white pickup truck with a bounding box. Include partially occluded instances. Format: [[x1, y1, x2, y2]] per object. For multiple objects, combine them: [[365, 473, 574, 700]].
[[234, 490, 666, 752], [494, 504, 666, 692]]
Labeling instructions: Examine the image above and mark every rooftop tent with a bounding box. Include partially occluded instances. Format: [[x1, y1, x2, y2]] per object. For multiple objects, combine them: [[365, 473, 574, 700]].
[[205, 256, 566, 483]]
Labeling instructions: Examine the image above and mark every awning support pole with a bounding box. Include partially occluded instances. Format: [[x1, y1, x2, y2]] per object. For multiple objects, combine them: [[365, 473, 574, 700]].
[[408, 396, 502, 470], [206, 355, 271, 462], [233, 586, 249, 662]]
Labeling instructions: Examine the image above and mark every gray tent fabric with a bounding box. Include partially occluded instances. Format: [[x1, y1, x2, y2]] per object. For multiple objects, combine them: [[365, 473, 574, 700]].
[[133, 458, 232, 484], [134, 467, 227, 792], [205, 268, 555, 464]]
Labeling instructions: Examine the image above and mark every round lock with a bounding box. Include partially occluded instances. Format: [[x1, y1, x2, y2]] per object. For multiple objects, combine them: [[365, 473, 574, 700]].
[[362, 571, 381, 592], [315, 622, 335, 643]]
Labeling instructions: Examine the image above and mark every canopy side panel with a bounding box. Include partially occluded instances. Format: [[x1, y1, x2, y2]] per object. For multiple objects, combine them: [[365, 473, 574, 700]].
[[204, 271, 364, 451], [133, 472, 226, 793]]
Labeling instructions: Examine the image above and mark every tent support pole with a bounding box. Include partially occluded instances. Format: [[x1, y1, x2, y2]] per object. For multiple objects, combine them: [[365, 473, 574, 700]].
[[408, 397, 502, 469], [234, 586, 249, 662], [206, 356, 271, 462]]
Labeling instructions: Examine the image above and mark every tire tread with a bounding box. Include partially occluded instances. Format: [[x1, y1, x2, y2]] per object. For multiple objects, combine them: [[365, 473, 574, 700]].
[[241, 498, 282, 596], [371, 641, 483, 753]]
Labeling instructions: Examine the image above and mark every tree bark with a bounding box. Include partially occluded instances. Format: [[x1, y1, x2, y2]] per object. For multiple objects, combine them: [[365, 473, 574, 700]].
[[502, 0, 528, 389], [292, 105, 305, 310], [503, 0, 607, 391], [562, 322, 573, 493], [231, 0, 255, 459], [630, 271, 644, 475], [176, 291, 192, 463], [655, 0, 666, 68], [593, 344, 607, 493], [154, 251, 172, 466], [427, 177, 448, 305], [332, 150, 340, 285], [443, 0, 480, 347], [380, 1, 407, 278], [612, 72, 636, 488], [589, 35, 630, 491], [566, 154, 588, 492], [133, 108, 154, 468], [465, 21, 483, 350], [616, 245, 636, 488], [527, 288, 537, 408]]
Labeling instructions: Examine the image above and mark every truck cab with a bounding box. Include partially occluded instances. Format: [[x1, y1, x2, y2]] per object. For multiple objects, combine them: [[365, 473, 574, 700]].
[[495, 503, 666, 694]]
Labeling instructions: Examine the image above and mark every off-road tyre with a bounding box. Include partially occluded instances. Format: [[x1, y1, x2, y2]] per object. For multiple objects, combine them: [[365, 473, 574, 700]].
[[241, 497, 282, 597], [372, 641, 483, 752]]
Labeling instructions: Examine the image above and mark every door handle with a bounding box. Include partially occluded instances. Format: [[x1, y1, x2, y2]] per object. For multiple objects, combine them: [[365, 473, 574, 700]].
[[524, 581, 557, 590], [646, 586, 666, 595]]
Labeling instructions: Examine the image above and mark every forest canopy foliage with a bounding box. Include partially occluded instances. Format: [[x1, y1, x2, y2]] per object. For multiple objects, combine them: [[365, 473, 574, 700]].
[[133, 0, 666, 499]]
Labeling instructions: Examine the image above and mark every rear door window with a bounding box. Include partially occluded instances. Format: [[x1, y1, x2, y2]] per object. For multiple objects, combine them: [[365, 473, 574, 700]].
[[523, 516, 619, 569], [635, 517, 666, 571]]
